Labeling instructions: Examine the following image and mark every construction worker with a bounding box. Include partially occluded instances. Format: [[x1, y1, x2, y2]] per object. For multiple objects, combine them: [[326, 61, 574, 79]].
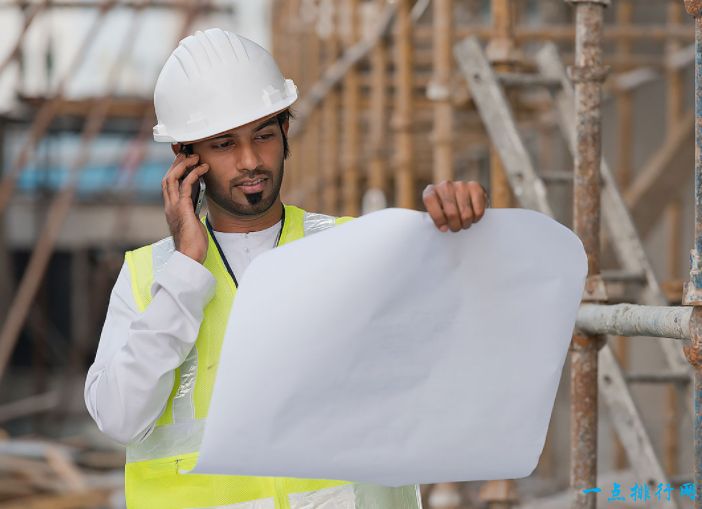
[[85, 28, 488, 509]]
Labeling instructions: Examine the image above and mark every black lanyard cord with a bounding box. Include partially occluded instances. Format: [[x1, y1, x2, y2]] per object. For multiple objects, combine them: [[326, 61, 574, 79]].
[[205, 206, 286, 288]]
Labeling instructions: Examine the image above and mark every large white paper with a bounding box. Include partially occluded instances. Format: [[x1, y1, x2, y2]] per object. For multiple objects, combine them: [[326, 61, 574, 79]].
[[192, 208, 587, 486]]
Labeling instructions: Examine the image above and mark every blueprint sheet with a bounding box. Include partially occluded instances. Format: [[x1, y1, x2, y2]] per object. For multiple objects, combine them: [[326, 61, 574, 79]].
[[192, 208, 587, 486]]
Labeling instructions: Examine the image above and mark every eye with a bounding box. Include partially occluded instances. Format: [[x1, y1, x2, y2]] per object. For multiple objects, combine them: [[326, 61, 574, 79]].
[[255, 132, 275, 142], [212, 140, 234, 150]]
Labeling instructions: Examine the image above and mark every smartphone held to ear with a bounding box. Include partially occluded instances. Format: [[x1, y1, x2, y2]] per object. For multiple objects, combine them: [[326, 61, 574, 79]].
[[180, 144, 206, 216]]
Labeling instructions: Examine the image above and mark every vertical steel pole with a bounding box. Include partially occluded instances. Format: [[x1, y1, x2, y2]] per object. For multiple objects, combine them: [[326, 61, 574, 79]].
[[566, 1, 609, 508], [685, 0, 702, 298], [683, 2, 702, 506]]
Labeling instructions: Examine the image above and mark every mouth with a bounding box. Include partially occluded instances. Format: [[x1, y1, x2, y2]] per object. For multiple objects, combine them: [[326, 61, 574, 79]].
[[235, 177, 268, 194]]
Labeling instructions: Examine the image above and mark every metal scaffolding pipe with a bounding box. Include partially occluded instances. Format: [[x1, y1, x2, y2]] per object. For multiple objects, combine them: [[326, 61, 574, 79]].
[[567, 1, 609, 509], [682, 2, 702, 507], [576, 303, 691, 340]]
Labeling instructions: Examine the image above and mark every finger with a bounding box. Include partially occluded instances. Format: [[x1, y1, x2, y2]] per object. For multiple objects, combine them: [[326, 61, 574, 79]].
[[455, 184, 474, 229], [434, 182, 462, 232], [166, 153, 199, 184], [423, 185, 448, 232], [469, 183, 488, 221], [164, 171, 180, 206], [179, 163, 209, 199], [166, 153, 199, 204]]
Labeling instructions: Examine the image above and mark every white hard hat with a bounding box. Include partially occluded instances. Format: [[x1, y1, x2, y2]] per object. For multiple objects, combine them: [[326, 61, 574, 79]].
[[153, 28, 298, 143]]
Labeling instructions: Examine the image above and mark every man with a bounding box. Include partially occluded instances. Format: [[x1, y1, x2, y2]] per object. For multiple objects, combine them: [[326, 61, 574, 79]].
[[85, 28, 488, 509]]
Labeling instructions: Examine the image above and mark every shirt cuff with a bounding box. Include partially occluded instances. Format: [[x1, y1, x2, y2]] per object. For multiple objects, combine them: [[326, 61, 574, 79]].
[[152, 250, 216, 305]]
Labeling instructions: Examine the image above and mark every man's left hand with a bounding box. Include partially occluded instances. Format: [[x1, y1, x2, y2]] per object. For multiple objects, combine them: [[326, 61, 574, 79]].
[[422, 180, 489, 232]]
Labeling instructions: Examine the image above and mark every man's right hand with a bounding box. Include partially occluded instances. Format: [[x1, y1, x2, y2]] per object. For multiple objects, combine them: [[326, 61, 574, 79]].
[[162, 152, 210, 264]]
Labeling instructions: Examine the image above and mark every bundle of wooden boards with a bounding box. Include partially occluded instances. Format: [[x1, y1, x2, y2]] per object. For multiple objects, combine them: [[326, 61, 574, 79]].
[[0, 435, 124, 509]]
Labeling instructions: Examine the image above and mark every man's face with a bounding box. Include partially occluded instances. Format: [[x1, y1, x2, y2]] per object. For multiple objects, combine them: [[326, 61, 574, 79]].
[[189, 113, 287, 217]]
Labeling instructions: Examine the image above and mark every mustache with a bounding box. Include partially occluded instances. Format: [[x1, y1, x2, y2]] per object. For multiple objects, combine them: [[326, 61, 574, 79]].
[[229, 169, 273, 187]]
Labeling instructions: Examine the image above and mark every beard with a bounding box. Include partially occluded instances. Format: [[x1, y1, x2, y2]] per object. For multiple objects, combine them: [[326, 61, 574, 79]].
[[205, 159, 284, 217]]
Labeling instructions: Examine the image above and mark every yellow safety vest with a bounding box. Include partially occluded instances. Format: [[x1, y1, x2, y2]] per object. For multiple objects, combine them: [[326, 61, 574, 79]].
[[123, 204, 422, 509]]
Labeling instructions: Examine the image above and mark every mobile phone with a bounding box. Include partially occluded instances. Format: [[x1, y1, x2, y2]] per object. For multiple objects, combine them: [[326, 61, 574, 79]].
[[181, 144, 206, 216]]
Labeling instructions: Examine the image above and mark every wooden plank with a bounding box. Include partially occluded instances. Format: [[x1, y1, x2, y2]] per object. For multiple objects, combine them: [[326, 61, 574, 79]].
[[624, 111, 694, 238], [0, 490, 111, 509], [599, 346, 680, 509], [454, 36, 552, 215]]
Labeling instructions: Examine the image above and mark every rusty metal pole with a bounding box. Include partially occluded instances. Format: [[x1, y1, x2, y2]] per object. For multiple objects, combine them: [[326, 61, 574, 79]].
[[566, 0, 609, 508], [683, 2, 702, 506]]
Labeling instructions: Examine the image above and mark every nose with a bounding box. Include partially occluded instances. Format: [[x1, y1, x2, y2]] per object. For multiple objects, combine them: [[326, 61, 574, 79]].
[[236, 142, 262, 171]]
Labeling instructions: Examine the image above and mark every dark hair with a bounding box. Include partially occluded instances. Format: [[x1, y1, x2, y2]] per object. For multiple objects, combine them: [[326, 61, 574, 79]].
[[276, 108, 294, 159]]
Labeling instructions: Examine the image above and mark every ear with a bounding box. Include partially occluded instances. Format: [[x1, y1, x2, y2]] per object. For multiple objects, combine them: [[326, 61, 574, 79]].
[[171, 143, 183, 156], [281, 119, 290, 137]]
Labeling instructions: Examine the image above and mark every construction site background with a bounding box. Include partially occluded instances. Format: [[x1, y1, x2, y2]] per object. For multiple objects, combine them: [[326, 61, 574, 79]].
[[0, 1, 698, 508]]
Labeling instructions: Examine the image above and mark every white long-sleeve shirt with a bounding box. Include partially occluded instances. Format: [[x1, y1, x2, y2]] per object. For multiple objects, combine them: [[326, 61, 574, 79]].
[[84, 220, 283, 445]]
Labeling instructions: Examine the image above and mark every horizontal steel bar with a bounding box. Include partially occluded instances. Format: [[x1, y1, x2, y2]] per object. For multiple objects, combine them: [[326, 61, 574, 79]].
[[576, 303, 692, 340], [625, 372, 691, 384]]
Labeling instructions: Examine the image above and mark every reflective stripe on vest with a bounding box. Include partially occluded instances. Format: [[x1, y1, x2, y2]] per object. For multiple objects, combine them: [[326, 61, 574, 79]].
[[123, 205, 419, 509]]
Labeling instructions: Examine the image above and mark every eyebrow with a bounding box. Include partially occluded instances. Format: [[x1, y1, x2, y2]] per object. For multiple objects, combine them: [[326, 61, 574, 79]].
[[253, 117, 279, 132], [208, 118, 279, 142]]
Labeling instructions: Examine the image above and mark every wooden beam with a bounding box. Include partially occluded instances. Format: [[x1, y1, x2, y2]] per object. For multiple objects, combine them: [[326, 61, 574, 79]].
[[623, 110, 694, 238], [0, 490, 111, 509], [394, 0, 414, 209]]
